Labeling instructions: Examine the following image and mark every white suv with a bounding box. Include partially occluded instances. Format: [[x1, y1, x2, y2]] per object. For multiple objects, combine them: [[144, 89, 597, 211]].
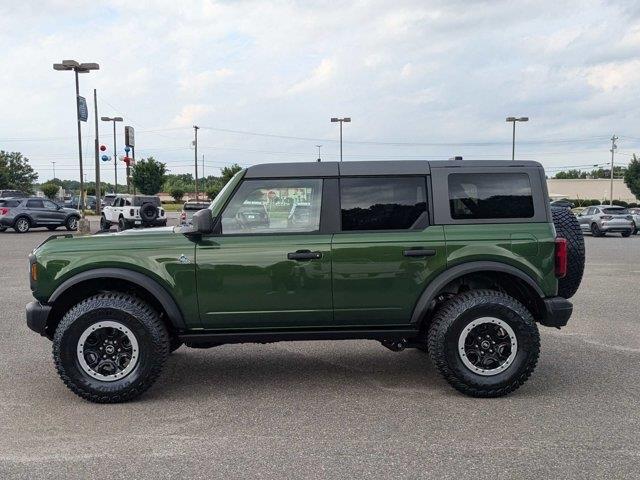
[[100, 195, 166, 231]]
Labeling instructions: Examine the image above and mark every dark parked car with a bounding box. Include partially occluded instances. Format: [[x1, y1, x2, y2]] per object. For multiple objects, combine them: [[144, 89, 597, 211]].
[[0, 197, 80, 233], [550, 199, 575, 209], [65, 195, 97, 211], [0, 189, 28, 198]]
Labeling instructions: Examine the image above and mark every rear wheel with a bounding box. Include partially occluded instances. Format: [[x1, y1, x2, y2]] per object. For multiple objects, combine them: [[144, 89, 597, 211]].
[[118, 217, 128, 232], [100, 215, 110, 231], [13, 217, 30, 233], [52, 293, 170, 403], [428, 290, 540, 398], [0, 227, 6, 232]]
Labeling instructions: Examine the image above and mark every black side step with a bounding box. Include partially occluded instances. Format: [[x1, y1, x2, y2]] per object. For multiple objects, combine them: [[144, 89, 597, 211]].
[[178, 328, 419, 345]]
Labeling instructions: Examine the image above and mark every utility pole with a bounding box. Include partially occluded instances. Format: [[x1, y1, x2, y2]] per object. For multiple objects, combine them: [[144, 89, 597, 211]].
[[101, 116, 123, 193], [202, 154, 205, 191], [93, 89, 101, 215], [51, 161, 56, 179], [316, 145, 322, 162], [610, 134, 618, 206], [193, 125, 199, 201]]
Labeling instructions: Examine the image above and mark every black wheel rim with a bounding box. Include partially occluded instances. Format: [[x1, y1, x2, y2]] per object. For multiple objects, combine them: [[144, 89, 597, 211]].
[[77, 321, 139, 381], [458, 317, 517, 376]]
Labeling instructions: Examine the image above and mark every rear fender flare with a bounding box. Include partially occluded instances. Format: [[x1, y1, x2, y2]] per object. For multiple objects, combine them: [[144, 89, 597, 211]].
[[410, 261, 544, 325]]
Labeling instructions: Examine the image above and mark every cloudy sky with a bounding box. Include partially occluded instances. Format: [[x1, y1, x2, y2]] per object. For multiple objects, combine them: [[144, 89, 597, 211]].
[[1, 0, 640, 183]]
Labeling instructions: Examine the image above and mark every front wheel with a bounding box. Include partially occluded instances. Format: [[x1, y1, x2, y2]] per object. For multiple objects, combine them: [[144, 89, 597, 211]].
[[590, 223, 604, 237], [53, 293, 170, 403], [100, 215, 110, 231], [428, 290, 540, 398], [0, 227, 6, 232], [65, 216, 79, 231], [621, 230, 632, 237]]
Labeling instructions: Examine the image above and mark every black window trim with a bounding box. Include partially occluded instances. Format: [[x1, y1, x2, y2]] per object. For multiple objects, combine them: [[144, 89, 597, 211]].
[[337, 175, 431, 233]]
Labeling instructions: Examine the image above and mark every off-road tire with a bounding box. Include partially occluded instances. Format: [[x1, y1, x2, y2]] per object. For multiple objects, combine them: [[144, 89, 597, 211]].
[[13, 216, 30, 233], [552, 207, 585, 299], [100, 215, 111, 231], [118, 217, 128, 232], [140, 203, 158, 222], [52, 293, 170, 403], [65, 216, 79, 231], [428, 290, 540, 398]]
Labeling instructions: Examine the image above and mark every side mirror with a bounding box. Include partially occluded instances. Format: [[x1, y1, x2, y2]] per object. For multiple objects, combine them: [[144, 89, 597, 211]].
[[192, 209, 214, 234]]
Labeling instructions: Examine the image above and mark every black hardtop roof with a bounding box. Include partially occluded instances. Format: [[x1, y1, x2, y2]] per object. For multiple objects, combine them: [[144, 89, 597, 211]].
[[244, 160, 543, 178]]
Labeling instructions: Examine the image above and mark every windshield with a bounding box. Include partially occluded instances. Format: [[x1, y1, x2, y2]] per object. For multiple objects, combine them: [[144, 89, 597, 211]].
[[209, 169, 246, 216], [603, 208, 628, 214]]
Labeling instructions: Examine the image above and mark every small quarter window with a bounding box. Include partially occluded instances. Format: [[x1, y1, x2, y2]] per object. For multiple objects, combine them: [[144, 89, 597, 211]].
[[448, 173, 534, 220], [340, 177, 427, 231]]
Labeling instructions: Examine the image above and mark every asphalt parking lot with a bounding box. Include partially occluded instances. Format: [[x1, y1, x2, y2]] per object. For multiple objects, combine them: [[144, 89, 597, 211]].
[[0, 223, 639, 479]]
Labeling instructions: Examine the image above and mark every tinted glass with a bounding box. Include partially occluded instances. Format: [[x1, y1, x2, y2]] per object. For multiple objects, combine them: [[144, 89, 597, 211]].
[[340, 177, 427, 231], [0, 199, 20, 207], [603, 208, 628, 214], [26, 199, 44, 209], [221, 178, 322, 234], [448, 173, 534, 220]]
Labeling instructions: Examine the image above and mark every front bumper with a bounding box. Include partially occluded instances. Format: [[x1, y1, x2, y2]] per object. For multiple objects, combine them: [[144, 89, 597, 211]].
[[26, 301, 51, 336], [539, 297, 573, 328]]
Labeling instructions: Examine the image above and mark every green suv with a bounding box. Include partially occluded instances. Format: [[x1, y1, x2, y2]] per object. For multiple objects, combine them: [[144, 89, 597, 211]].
[[26, 160, 584, 402]]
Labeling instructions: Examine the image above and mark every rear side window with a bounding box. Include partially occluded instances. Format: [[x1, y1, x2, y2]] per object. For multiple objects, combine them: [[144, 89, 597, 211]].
[[26, 199, 44, 209], [448, 173, 534, 220], [340, 177, 427, 231]]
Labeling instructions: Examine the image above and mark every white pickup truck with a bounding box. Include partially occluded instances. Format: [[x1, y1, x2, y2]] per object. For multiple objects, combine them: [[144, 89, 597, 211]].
[[100, 194, 166, 231]]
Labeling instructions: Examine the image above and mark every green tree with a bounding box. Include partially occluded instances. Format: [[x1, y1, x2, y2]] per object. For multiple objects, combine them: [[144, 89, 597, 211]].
[[170, 187, 185, 202], [41, 182, 59, 200], [220, 164, 242, 183], [624, 154, 640, 201], [206, 181, 224, 200], [131, 157, 167, 195], [0, 151, 38, 193]]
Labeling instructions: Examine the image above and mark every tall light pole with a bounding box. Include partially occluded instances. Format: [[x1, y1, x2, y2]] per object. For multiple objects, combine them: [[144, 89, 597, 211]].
[[331, 117, 351, 162], [506, 116, 529, 160], [193, 125, 199, 201], [609, 134, 618, 206], [92, 89, 102, 215], [316, 145, 322, 162], [101, 116, 123, 193], [53, 59, 99, 230], [51, 161, 56, 180]]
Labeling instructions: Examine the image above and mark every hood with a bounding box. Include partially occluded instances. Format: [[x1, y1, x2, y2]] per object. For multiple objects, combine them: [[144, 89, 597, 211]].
[[110, 226, 175, 235]]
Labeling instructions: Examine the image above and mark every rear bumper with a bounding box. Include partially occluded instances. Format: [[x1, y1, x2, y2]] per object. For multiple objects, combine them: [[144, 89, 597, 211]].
[[539, 297, 573, 328], [601, 222, 634, 231], [0, 217, 13, 227], [26, 301, 51, 336]]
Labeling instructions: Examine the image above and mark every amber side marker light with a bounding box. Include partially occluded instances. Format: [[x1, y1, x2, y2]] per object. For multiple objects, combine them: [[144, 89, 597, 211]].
[[31, 263, 38, 282]]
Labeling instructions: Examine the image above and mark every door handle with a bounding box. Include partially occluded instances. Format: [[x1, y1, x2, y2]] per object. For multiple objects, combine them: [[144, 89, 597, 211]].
[[403, 248, 436, 258], [287, 250, 322, 261]]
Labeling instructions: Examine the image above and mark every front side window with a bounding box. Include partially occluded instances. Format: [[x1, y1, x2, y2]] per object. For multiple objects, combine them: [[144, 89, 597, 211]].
[[43, 200, 58, 210], [448, 173, 534, 220], [340, 176, 427, 231], [221, 178, 323, 234]]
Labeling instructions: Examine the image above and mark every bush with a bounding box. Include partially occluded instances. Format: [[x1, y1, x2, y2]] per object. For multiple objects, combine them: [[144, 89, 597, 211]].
[[170, 188, 185, 202]]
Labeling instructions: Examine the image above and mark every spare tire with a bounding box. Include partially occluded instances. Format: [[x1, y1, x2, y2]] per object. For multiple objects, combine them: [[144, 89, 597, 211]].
[[551, 207, 585, 299], [140, 202, 158, 222]]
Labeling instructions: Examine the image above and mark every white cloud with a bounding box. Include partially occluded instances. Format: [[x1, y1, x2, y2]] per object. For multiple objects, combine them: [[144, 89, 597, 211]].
[[286, 58, 336, 95]]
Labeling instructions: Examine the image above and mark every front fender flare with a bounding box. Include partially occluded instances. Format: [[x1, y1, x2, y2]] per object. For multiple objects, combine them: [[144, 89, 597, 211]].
[[410, 261, 545, 325], [48, 268, 186, 329]]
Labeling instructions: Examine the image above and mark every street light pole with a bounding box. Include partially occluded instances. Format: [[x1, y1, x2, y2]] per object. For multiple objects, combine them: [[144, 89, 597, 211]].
[[53, 59, 99, 232], [505, 116, 529, 160], [610, 134, 618, 206], [93, 89, 101, 215], [330, 117, 351, 162], [316, 145, 322, 162], [51, 161, 56, 180], [101, 116, 123, 193], [193, 125, 199, 201]]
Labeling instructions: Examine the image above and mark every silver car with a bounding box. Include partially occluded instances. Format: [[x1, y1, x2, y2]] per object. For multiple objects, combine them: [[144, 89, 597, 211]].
[[629, 207, 640, 235], [577, 205, 635, 237], [0, 197, 80, 233]]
